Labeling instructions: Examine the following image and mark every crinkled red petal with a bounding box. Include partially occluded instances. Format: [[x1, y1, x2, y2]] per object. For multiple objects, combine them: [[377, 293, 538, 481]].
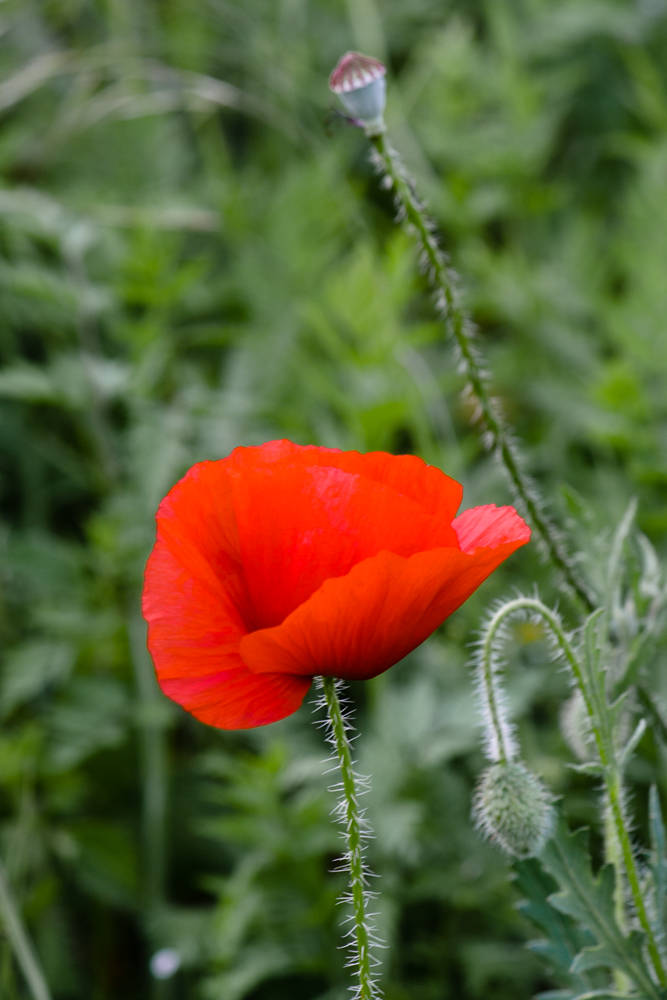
[[143, 536, 310, 728], [229, 440, 463, 519], [226, 456, 460, 628], [240, 505, 530, 680]]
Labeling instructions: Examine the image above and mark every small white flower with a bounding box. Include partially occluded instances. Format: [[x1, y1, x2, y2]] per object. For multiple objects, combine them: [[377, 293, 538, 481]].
[[149, 948, 181, 980]]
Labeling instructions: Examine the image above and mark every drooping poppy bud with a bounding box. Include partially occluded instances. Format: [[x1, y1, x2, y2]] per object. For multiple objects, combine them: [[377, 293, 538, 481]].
[[329, 52, 387, 133], [473, 761, 554, 858]]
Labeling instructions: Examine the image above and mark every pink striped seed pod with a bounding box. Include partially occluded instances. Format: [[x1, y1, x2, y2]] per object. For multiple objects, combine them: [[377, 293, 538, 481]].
[[329, 52, 387, 132]]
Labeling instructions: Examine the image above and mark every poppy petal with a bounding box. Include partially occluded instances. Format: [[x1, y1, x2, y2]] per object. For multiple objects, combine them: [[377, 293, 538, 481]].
[[453, 503, 530, 552], [152, 459, 257, 631], [160, 667, 311, 729], [227, 440, 463, 520], [239, 505, 530, 681], [143, 536, 310, 728], [227, 460, 460, 628]]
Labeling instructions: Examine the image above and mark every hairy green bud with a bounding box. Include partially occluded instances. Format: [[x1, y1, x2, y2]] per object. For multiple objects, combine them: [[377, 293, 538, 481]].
[[473, 762, 554, 858]]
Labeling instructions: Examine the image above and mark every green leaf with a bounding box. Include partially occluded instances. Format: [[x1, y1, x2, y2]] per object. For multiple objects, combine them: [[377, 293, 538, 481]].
[[0, 363, 60, 402], [539, 812, 660, 999], [536, 990, 576, 1000], [46, 676, 129, 771], [62, 820, 139, 909], [649, 786, 667, 944], [537, 992, 635, 1000], [605, 499, 638, 618], [650, 785, 666, 866], [0, 639, 75, 717], [579, 612, 607, 715], [572, 993, 637, 1000], [566, 762, 607, 777], [513, 858, 598, 989], [618, 719, 647, 771]]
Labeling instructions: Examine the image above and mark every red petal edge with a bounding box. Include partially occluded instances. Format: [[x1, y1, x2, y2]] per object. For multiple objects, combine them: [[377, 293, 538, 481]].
[[143, 535, 311, 728], [240, 505, 530, 681]]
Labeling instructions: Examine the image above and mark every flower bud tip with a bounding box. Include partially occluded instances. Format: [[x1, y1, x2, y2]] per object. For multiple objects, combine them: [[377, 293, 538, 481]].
[[329, 52, 387, 133], [329, 52, 386, 93]]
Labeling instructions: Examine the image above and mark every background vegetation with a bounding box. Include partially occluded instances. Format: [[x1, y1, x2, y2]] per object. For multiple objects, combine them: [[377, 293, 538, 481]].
[[1, 0, 667, 997]]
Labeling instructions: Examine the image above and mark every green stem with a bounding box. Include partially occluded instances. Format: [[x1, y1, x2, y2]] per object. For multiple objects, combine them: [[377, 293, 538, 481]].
[[369, 131, 595, 614], [321, 677, 378, 1000], [607, 774, 666, 987], [480, 597, 667, 987], [603, 799, 626, 934], [0, 857, 52, 1000], [477, 604, 517, 764], [128, 616, 169, 916]]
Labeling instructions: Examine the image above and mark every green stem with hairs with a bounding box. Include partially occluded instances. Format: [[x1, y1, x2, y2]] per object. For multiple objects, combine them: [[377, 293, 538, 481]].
[[477, 604, 516, 764], [368, 131, 595, 614], [321, 677, 378, 1000], [478, 596, 667, 988], [0, 857, 52, 1000]]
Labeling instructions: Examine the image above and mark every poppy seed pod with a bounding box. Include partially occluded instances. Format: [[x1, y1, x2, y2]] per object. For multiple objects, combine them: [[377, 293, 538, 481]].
[[329, 52, 387, 133], [473, 762, 554, 858]]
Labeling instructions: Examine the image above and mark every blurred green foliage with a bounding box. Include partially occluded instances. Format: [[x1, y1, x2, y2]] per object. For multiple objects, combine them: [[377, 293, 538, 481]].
[[1, 0, 667, 997]]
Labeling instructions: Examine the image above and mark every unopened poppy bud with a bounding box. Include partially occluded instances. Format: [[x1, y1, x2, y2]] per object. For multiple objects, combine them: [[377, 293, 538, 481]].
[[329, 51, 387, 134], [473, 762, 554, 859]]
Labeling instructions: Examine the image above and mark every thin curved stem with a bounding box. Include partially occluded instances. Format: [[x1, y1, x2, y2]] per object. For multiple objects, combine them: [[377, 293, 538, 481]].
[[479, 597, 667, 987], [369, 132, 596, 614], [320, 677, 379, 1000], [0, 857, 52, 1000], [476, 604, 518, 764]]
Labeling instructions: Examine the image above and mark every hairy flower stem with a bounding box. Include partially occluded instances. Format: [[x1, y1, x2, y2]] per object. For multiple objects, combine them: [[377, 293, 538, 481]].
[[321, 677, 378, 1000], [477, 605, 516, 764], [479, 597, 667, 988], [369, 132, 595, 614], [0, 857, 52, 1000]]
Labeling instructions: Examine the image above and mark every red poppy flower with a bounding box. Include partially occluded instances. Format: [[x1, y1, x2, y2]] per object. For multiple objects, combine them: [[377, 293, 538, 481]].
[[142, 440, 529, 729]]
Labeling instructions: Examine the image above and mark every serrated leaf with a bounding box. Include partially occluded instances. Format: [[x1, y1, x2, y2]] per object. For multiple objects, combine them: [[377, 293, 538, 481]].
[[607, 692, 631, 730], [618, 719, 647, 770], [579, 612, 607, 714], [649, 786, 667, 942], [573, 993, 637, 999], [514, 858, 599, 991], [570, 942, 642, 974], [649, 786, 666, 866], [539, 812, 660, 999], [570, 947, 609, 973], [64, 820, 139, 909], [606, 499, 638, 617], [536, 990, 636, 1000], [566, 762, 607, 777], [0, 639, 75, 717], [0, 362, 59, 402], [46, 676, 129, 771], [528, 938, 577, 968]]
